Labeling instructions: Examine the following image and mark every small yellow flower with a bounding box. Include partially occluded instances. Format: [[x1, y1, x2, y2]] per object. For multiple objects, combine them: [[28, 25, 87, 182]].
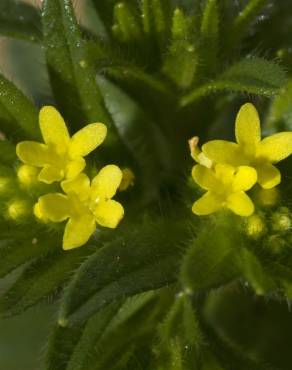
[[192, 163, 257, 216], [202, 103, 292, 189], [16, 106, 107, 184], [119, 168, 135, 191], [35, 165, 124, 250]]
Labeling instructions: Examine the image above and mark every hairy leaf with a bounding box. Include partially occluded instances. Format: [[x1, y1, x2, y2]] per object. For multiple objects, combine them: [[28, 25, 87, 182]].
[[0, 246, 91, 318], [59, 219, 188, 325], [42, 0, 111, 131], [0, 73, 39, 141], [181, 57, 286, 106]]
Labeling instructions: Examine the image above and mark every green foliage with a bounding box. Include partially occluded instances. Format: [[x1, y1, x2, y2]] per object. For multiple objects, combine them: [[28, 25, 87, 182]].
[[0, 73, 39, 141], [0, 0, 41, 42], [1, 0, 292, 369]]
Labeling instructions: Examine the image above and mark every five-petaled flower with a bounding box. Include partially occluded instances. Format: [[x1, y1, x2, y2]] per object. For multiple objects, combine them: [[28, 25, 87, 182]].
[[192, 163, 257, 216], [201, 103, 292, 189], [16, 106, 107, 184], [35, 165, 124, 250]]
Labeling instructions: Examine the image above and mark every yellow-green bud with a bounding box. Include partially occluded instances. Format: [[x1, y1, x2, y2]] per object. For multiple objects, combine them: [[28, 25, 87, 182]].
[[17, 165, 39, 187], [246, 214, 265, 238], [7, 199, 30, 221], [271, 208, 291, 232]]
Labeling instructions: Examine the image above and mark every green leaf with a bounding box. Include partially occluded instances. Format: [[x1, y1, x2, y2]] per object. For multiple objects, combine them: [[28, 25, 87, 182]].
[[0, 73, 40, 141], [0, 246, 91, 318], [155, 294, 202, 370], [227, 0, 268, 47], [200, 0, 220, 75], [266, 80, 292, 131], [42, 0, 111, 131], [0, 234, 58, 278], [141, 0, 172, 50], [59, 219, 188, 325], [181, 57, 286, 106], [112, 2, 143, 43], [66, 292, 159, 370], [180, 218, 242, 294], [239, 248, 275, 295], [163, 39, 198, 89], [0, 0, 41, 42], [45, 324, 85, 370], [97, 76, 170, 202]]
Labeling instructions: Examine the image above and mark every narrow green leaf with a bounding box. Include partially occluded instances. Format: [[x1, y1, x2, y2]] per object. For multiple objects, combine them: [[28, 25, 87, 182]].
[[156, 294, 202, 370], [97, 77, 169, 203], [66, 293, 158, 370], [0, 0, 41, 42], [266, 80, 292, 131], [239, 248, 275, 295], [0, 73, 39, 141], [0, 246, 90, 318], [141, 0, 172, 49], [112, 2, 143, 43], [181, 58, 286, 106], [45, 324, 85, 370], [42, 0, 111, 130], [228, 0, 268, 46], [200, 0, 219, 75], [0, 234, 58, 278], [163, 40, 198, 89], [59, 219, 188, 325]]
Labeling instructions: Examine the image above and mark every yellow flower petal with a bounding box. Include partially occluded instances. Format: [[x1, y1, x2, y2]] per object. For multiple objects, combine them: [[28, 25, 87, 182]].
[[192, 165, 218, 190], [256, 132, 292, 163], [63, 215, 96, 250], [38, 165, 63, 184], [38, 193, 71, 222], [94, 200, 124, 228], [33, 202, 49, 222], [235, 103, 260, 155], [256, 163, 281, 189], [192, 191, 222, 215], [65, 158, 86, 179], [39, 106, 70, 151], [215, 164, 235, 185], [226, 192, 254, 217], [91, 165, 123, 200], [202, 140, 245, 166], [16, 141, 50, 166], [61, 173, 90, 201], [232, 166, 257, 192], [69, 123, 107, 158]]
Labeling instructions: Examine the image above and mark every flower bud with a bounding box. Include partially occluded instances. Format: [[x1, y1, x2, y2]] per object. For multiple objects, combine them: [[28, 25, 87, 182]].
[[246, 214, 265, 238], [7, 199, 30, 221], [271, 208, 291, 232], [17, 164, 39, 187]]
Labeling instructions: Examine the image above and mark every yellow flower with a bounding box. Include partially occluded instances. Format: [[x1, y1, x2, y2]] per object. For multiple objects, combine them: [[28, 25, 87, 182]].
[[16, 106, 107, 184], [35, 165, 124, 250], [202, 103, 292, 189], [192, 163, 257, 216]]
